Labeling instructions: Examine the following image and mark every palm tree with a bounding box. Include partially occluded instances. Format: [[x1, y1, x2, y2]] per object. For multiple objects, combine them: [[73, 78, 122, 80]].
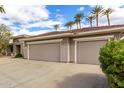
[[86, 15, 95, 28], [74, 19, 79, 29], [65, 22, 70, 30], [0, 5, 5, 13], [54, 24, 59, 31], [65, 21, 74, 30], [102, 8, 114, 26], [91, 6, 103, 27], [69, 21, 75, 30], [74, 13, 84, 29]]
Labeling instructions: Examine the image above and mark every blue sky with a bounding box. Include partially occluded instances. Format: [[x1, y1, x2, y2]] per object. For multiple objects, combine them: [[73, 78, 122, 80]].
[[0, 5, 124, 36], [47, 5, 92, 24]]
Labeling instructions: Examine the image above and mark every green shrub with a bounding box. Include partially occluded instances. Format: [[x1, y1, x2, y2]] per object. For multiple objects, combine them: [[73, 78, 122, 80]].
[[99, 40, 124, 88], [0, 53, 3, 57], [15, 53, 23, 58]]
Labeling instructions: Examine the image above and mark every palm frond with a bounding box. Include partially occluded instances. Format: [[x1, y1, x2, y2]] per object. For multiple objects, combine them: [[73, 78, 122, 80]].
[[0, 5, 5, 13]]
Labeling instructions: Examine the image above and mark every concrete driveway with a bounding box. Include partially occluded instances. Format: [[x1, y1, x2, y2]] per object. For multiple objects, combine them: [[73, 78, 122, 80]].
[[0, 57, 108, 88]]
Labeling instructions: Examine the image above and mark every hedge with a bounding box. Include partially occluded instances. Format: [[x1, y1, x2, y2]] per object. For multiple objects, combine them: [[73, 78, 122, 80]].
[[14, 53, 23, 58], [99, 40, 124, 88]]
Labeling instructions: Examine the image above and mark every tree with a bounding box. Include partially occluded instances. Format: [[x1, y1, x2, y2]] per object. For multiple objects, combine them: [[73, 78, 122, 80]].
[[74, 13, 84, 29], [54, 24, 59, 31], [0, 5, 5, 13], [86, 15, 95, 27], [74, 19, 79, 29], [68, 21, 75, 30], [0, 24, 12, 55], [99, 40, 124, 87], [65, 22, 70, 30], [102, 8, 114, 26], [91, 6, 103, 27], [65, 21, 75, 30]]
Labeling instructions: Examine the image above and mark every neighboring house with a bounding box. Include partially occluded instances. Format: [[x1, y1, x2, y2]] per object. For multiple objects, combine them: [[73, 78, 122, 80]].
[[8, 35, 29, 56], [9, 25, 124, 64]]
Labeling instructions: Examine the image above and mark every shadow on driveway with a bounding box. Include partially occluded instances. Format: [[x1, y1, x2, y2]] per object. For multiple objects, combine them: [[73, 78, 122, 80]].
[[56, 73, 108, 88]]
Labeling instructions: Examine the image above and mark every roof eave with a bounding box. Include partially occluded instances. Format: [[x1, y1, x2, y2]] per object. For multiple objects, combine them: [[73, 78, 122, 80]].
[[19, 27, 124, 42], [19, 33, 73, 42], [76, 27, 124, 37]]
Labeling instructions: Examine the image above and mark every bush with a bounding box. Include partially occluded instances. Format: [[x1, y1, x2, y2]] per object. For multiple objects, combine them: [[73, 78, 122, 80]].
[[15, 53, 23, 58], [99, 40, 124, 88], [0, 53, 3, 57]]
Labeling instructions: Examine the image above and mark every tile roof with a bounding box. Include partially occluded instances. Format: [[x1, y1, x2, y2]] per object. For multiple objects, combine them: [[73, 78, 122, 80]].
[[27, 24, 124, 38]]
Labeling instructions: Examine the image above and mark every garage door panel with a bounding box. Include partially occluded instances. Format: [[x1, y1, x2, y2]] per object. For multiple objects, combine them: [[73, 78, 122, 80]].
[[77, 40, 107, 64], [29, 43, 60, 62]]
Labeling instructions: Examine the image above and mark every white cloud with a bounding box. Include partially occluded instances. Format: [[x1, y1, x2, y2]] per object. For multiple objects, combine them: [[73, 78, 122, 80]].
[[55, 14, 65, 22], [0, 5, 64, 36], [0, 18, 13, 26], [77, 6, 84, 11], [3, 5, 49, 24], [26, 20, 62, 29], [1, 5, 124, 36], [87, 5, 124, 26], [10, 26, 21, 31], [12, 28, 48, 36], [98, 6, 124, 26]]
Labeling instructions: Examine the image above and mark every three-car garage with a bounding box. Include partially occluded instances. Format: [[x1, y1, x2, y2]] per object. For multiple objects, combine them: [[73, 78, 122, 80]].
[[21, 34, 113, 64]]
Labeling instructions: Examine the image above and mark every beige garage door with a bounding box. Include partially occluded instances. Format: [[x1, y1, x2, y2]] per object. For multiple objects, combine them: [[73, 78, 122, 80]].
[[29, 43, 60, 62], [77, 40, 107, 64]]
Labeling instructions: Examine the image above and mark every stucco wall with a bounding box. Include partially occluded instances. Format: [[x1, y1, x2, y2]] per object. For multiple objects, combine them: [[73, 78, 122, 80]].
[[70, 39, 75, 63], [13, 44, 16, 56], [22, 46, 28, 59], [60, 38, 69, 62], [20, 35, 115, 64]]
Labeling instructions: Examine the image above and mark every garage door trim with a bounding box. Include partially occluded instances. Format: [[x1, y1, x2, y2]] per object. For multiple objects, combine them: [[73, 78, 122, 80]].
[[73, 36, 114, 64], [27, 39, 62, 45], [27, 39, 62, 60], [73, 35, 114, 42]]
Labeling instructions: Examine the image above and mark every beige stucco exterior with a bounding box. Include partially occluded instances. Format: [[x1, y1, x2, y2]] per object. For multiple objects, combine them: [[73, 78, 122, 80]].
[[60, 38, 70, 62], [70, 39, 75, 63], [22, 36, 110, 64], [10, 26, 124, 64], [23, 46, 28, 59]]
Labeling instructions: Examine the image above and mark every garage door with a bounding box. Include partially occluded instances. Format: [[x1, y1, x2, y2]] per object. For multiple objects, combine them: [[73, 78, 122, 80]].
[[77, 40, 107, 64], [29, 43, 60, 62]]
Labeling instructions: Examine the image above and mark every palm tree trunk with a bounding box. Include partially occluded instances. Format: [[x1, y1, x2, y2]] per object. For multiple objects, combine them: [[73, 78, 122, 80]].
[[90, 21, 92, 28], [107, 15, 110, 26], [96, 15, 98, 27], [70, 26, 72, 30], [68, 26, 69, 30], [79, 22, 81, 29], [76, 23, 78, 29], [69, 26, 71, 30]]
